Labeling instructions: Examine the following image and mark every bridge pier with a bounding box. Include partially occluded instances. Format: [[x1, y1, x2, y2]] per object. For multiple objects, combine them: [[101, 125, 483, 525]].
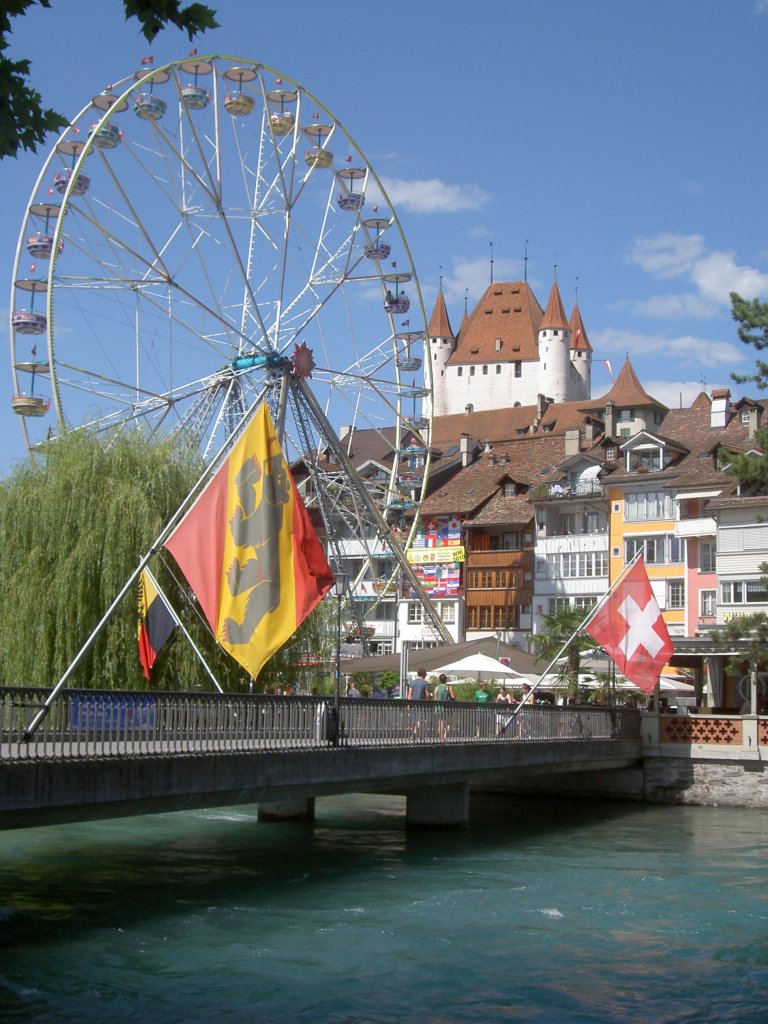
[[258, 798, 315, 822], [405, 783, 469, 830]]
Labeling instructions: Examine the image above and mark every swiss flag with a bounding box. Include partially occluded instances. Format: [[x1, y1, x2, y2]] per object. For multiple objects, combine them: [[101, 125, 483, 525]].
[[585, 556, 673, 693]]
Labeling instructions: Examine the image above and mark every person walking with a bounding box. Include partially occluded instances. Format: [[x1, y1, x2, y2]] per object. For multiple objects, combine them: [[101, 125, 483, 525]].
[[495, 685, 514, 735], [433, 673, 455, 742], [473, 679, 492, 736], [407, 668, 432, 738]]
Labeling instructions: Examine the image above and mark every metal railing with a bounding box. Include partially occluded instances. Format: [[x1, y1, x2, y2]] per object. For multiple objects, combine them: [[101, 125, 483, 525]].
[[0, 687, 640, 763]]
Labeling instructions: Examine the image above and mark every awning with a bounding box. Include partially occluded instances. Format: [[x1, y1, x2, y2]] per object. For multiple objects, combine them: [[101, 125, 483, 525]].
[[674, 490, 722, 500]]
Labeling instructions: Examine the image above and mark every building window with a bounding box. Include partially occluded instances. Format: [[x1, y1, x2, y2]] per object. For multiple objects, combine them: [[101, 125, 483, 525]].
[[502, 531, 520, 550], [625, 535, 683, 564], [496, 364, 501, 374], [495, 338, 502, 351], [625, 491, 673, 521], [700, 541, 716, 573], [407, 603, 422, 624], [720, 580, 768, 605], [482, 365, 488, 375], [440, 602, 456, 624], [457, 367, 463, 377], [514, 361, 522, 378], [470, 366, 476, 376], [502, 481, 516, 497], [668, 581, 685, 609], [700, 590, 716, 617]]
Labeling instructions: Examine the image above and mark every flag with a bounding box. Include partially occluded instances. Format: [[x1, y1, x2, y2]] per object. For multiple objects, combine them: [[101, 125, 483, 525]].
[[141, 56, 154, 66], [138, 570, 176, 680], [401, 319, 410, 327], [165, 404, 334, 679], [188, 48, 198, 56], [603, 358, 614, 381], [585, 557, 673, 693]]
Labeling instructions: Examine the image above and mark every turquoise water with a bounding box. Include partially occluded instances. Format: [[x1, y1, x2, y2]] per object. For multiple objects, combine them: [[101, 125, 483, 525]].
[[1, 794, 766, 1023]]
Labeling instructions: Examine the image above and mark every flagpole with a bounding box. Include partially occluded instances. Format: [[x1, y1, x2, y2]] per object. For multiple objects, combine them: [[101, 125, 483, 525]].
[[25, 386, 272, 738], [502, 550, 645, 727], [144, 567, 224, 694]]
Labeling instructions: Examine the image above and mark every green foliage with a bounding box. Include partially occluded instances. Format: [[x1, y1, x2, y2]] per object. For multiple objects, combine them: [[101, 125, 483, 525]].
[[724, 292, 768, 489], [730, 292, 768, 389], [0, 429, 337, 693], [0, 0, 218, 159], [711, 612, 768, 674], [534, 603, 597, 689]]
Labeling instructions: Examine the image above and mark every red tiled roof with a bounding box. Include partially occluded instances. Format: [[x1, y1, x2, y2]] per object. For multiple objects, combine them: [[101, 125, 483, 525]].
[[603, 358, 662, 408], [540, 281, 569, 331], [431, 399, 600, 447], [569, 303, 592, 352], [427, 290, 454, 338], [447, 281, 544, 366]]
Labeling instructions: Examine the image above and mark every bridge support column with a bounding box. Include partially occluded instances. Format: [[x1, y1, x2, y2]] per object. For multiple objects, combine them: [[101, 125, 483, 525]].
[[406, 784, 469, 830], [258, 798, 315, 822]]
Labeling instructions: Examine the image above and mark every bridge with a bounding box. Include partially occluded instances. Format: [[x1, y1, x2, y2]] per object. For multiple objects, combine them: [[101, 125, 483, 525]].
[[1, 687, 642, 830]]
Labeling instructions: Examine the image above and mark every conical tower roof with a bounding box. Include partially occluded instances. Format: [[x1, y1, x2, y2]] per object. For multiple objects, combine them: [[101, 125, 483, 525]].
[[540, 281, 569, 331], [569, 303, 592, 352], [428, 289, 454, 338], [604, 358, 656, 407]]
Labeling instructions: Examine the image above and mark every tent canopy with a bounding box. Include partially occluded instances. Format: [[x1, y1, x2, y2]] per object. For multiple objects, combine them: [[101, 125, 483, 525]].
[[435, 652, 525, 680], [343, 637, 541, 679]]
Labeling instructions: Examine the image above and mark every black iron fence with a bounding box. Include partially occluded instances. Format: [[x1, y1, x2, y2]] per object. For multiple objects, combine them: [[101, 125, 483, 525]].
[[0, 687, 640, 762]]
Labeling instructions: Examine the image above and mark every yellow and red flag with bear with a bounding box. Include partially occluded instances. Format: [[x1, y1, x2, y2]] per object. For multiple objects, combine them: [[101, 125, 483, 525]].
[[165, 404, 334, 679]]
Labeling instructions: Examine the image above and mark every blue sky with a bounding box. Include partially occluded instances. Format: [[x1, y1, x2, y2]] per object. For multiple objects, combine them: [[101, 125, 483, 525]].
[[2, 0, 767, 474]]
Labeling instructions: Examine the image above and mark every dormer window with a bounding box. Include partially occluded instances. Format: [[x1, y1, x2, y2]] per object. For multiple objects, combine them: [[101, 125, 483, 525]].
[[495, 338, 502, 351], [605, 445, 617, 461], [502, 481, 516, 497]]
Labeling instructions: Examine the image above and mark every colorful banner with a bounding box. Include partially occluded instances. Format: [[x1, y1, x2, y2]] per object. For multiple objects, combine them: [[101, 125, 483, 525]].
[[138, 569, 176, 680], [165, 404, 334, 680]]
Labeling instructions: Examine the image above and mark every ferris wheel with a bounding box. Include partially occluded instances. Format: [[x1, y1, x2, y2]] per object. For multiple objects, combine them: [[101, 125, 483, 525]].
[[9, 55, 450, 640]]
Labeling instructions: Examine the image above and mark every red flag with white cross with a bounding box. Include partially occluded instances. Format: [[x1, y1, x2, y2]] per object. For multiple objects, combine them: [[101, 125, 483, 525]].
[[585, 556, 673, 693]]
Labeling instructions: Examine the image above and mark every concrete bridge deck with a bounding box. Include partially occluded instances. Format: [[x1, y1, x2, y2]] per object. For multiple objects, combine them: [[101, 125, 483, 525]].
[[1, 688, 642, 829]]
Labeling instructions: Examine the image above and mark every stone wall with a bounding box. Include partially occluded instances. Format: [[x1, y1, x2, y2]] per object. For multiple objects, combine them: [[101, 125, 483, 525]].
[[504, 756, 768, 809]]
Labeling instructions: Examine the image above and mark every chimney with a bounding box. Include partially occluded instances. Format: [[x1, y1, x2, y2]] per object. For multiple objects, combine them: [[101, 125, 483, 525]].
[[564, 429, 580, 458], [744, 404, 759, 439], [584, 420, 595, 443], [537, 394, 548, 420], [459, 434, 475, 468], [710, 388, 731, 430], [604, 400, 615, 438]]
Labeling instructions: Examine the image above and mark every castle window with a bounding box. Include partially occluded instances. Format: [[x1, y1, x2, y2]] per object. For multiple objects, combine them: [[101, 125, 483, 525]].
[[457, 367, 463, 377], [482, 365, 488, 375], [470, 366, 476, 376], [496, 365, 501, 374], [514, 361, 522, 378]]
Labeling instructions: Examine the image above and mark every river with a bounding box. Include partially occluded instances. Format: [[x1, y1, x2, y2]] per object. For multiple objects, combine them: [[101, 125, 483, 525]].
[[1, 793, 766, 1023]]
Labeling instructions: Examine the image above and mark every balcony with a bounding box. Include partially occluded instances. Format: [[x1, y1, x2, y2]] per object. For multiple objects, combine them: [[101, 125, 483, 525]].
[[465, 549, 529, 569], [530, 481, 604, 502], [674, 517, 716, 538]]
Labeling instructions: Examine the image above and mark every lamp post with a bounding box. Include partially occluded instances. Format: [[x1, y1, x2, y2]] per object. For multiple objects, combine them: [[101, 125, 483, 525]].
[[332, 571, 350, 746]]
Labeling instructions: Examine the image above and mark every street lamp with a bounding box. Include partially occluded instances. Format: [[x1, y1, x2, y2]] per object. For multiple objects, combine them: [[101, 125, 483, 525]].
[[332, 571, 350, 746]]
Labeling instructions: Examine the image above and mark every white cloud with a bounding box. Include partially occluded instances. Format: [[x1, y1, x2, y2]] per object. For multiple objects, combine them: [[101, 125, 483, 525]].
[[644, 379, 725, 410], [593, 327, 743, 368], [626, 234, 706, 279], [380, 176, 489, 215], [630, 293, 718, 320], [756, 0, 768, 13], [441, 256, 520, 305], [625, 233, 768, 318]]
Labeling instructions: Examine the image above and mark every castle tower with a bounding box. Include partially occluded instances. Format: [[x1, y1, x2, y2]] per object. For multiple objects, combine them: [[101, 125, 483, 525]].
[[537, 281, 571, 402], [569, 302, 592, 398], [426, 288, 455, 417]]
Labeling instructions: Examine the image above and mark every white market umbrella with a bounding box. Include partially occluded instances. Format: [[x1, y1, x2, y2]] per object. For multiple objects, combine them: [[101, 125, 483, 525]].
[[434, 653, 528, 681]]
